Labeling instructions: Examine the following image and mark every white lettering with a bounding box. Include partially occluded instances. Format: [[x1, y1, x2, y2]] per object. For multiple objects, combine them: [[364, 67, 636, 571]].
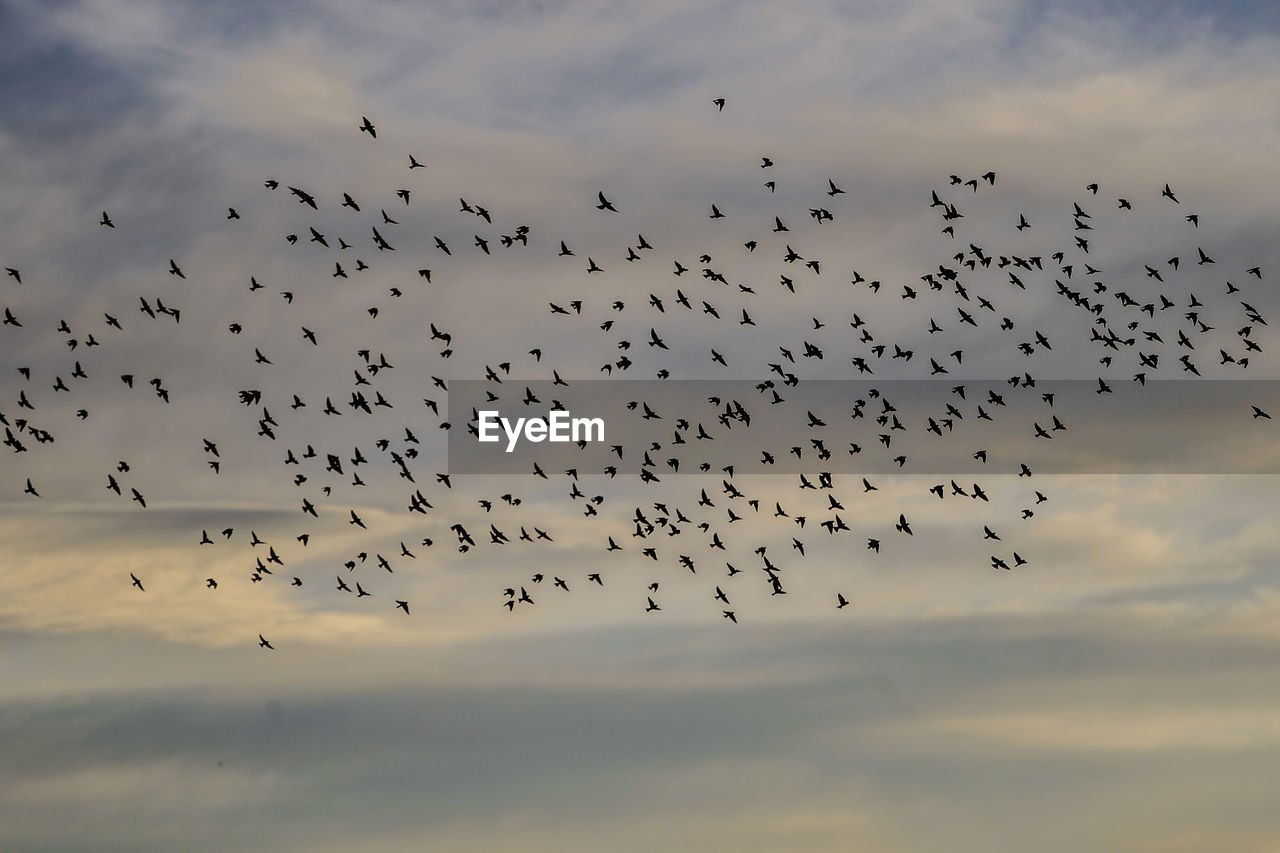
[[549, 410, 570, 441], [478, 411, 500, 442], [479, 410, 606, 452], [502, 417, 526, 452], [572, 416, 604, 442]]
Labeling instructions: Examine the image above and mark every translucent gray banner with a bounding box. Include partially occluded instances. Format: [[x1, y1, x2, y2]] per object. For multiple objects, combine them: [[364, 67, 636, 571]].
[[446, 379, 1280, 475]]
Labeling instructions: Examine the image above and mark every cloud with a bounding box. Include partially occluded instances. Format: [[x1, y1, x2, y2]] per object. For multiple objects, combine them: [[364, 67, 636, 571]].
[[913, 706, 1280, 752], [6, 608, 1280, 851], [3, 0, 1280, 850]]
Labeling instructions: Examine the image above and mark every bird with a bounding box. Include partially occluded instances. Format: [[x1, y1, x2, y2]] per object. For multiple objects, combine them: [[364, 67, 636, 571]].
[[287, 186, 317, 209], [4, 104, 1270, 645]]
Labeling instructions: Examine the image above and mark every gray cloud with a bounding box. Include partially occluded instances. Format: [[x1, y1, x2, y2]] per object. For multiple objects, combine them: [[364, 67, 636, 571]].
[[3, 0, 1280, 849]]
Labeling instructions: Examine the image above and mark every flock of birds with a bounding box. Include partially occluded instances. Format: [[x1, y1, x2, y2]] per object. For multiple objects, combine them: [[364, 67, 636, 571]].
[[2, 103, 1274, 649]]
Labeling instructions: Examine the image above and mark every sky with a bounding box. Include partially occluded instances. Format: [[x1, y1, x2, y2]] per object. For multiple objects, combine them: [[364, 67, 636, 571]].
[[2, 0, 1280, 850]]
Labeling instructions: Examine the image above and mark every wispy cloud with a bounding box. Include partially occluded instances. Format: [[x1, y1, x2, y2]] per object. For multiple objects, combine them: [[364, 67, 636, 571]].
[[2, 0, 1280, 850]]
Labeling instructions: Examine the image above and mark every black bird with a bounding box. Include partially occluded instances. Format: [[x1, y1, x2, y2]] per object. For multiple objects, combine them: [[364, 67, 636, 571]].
[[288, 186, 318, 209]]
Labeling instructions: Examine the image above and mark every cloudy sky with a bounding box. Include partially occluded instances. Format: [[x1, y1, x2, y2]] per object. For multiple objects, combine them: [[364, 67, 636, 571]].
[[2, 1, 1280, 850]]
